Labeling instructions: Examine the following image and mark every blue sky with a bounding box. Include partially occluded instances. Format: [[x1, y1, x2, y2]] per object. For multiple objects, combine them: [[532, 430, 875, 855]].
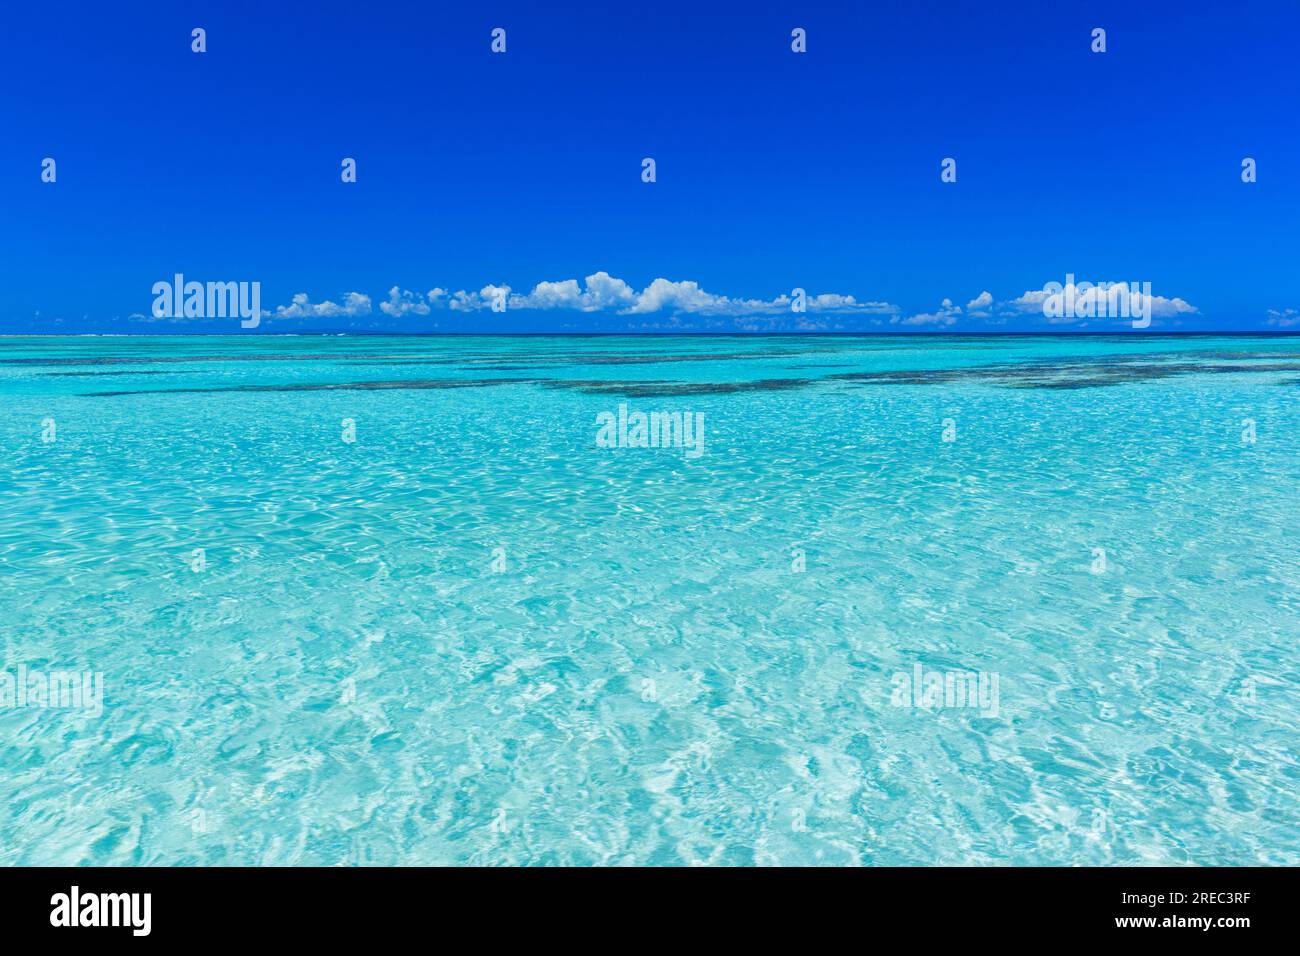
[[2, 0, 1297, 333]]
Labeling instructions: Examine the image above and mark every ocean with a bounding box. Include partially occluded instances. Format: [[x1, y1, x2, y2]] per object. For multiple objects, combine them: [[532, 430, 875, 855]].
[[1, 334, 1296, 865]]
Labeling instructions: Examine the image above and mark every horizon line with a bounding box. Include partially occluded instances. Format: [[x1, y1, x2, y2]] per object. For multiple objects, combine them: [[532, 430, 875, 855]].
[[2, 331, 1298, 339]]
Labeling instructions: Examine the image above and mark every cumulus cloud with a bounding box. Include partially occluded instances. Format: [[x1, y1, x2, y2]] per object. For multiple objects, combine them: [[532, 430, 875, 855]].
[[624, 278, 741, 314], [1265, 308, 1300, 328], [513, 278, 582, 310], [805, 293, 895, 315], [1002, 282, 1197, 323], [379, 286, 431, 317], [618, 279, 896, 317], [1003, 289, 1051, 313], [448, 285, 511, 311], [583, 272, 639, 310], [504, 271, 638, 311], [507, 274, 897, 316], [358, 272, 897, 318], [273, 291, 371, 318], [894, 297, 963, 327], [263, 274, 1207, 330], [966, 290, 993, 317]]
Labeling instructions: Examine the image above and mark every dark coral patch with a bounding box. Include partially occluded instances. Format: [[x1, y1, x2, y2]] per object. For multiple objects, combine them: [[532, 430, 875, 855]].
[[543, 378, 815, 397], [84, 377, 539, 397]]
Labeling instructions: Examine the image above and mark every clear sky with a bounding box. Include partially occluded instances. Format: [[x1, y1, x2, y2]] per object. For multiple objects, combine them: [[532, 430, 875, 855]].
[[3, 0, 1296, 333]]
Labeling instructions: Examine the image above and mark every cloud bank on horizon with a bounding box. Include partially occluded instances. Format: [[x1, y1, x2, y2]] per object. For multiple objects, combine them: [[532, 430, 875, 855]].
[[248, 270, 1213, 332]]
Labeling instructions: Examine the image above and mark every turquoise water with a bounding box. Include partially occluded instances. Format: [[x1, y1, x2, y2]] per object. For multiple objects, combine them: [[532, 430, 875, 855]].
[[1, 334, 1297, 866]]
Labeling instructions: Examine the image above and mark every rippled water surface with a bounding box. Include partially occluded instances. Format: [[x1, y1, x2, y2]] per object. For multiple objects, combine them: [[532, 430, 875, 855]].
[[1, 335, 1297, 865]]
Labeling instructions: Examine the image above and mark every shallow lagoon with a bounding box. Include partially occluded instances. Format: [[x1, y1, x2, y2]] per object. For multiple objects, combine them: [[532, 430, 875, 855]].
[[1, 335, 1296, 865]]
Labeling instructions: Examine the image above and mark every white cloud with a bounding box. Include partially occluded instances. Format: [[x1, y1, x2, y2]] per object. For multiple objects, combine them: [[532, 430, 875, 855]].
[[966, 290, 993, 317], [583, 271, 639, 310], [365, 272, 897, 318], [379, 286, 431, 317], [895, 296, 963, 327], [273, 291, 371, 318], [514, 278, 583, 310], [263, 274, 1209, 329], [508, 271, 637, 311], [1265, 308, 1300, 328], [1148, 296, 1198, 318], [620, 279, 896, 317], [1002, 283, 1197, 323], [447, 285, 511, 311], [1003, 289, 1051, 312], [625, 278, 736, 314], [806, 293, 895, 315], [502, 273, 894, 317]]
